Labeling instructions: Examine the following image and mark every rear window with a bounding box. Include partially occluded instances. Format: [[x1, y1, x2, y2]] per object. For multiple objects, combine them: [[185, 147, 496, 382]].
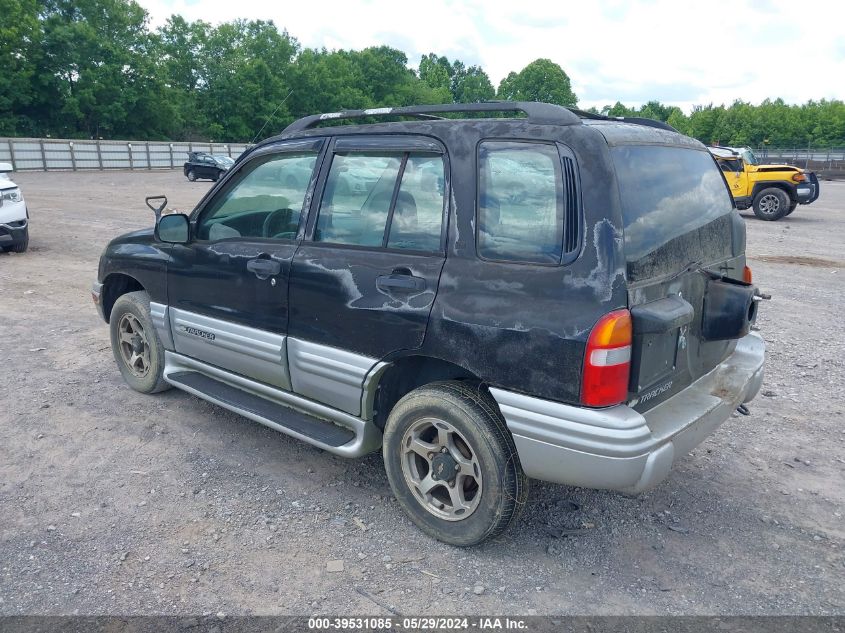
[[613, 146, 734, 281]]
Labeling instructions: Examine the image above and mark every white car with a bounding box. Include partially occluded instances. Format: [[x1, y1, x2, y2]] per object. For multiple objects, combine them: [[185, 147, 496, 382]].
[[0, 162, 28, 253]]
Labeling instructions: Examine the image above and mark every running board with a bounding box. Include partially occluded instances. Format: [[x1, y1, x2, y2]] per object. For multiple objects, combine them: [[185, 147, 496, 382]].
[[163, 352, 382, 457]]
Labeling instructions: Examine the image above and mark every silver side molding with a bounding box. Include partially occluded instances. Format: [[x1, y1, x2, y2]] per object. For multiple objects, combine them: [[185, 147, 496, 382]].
[[149, 302, 174, 350], [287, 338, 379, 416], [169, 307, 290, 390], [163, 351, 382, 458]]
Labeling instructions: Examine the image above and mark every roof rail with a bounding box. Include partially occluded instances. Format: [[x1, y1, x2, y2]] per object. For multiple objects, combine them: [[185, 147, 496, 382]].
[[569, 108, 679, 133], [282, 101, 582, 134]]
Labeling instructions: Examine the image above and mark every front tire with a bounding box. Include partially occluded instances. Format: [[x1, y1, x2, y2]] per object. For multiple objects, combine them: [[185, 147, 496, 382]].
[[109, 291, 170, 394], [752, 187, 789, 221], [382, 381, 528, 546], [785, 200, 798, 216], [187, 169, 197, 182]]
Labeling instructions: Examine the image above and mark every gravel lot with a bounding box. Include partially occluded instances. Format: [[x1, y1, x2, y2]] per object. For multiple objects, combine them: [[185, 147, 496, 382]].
[[0, 170, 843, 616]]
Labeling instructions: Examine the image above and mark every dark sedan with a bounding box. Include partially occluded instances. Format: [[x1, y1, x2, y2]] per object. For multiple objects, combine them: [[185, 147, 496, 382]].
[[183, 152, 235, 182]]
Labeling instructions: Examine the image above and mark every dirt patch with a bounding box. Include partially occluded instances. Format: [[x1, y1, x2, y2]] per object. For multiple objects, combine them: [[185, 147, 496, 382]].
[[752, 255, 845, 268]]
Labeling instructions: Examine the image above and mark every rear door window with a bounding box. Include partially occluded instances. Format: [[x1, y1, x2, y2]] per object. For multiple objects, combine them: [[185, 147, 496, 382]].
[[612, 146, 734, 281], [315, 151, 445, 251]]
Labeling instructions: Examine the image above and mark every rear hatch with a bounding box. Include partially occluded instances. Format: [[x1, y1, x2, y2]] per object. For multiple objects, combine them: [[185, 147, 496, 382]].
[[612, 144, 749, 412]]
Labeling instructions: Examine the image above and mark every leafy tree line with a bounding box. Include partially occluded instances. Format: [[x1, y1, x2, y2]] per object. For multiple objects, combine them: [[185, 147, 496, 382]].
[[592, 99, 845, 149], [0, 0, 575, 141], [2, 0, 842, 148]]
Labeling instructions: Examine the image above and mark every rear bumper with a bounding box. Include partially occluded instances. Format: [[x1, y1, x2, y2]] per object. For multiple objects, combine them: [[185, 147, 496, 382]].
[[491, 332, 765, 494]]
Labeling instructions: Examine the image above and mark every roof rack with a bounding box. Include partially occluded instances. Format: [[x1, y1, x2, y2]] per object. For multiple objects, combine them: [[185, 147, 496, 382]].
[[569, 108, 679, 133], [282, 101, 582, 134]]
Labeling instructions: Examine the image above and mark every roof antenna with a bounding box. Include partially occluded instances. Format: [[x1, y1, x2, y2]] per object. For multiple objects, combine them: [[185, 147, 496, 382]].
[[251, 89, 294, 145]]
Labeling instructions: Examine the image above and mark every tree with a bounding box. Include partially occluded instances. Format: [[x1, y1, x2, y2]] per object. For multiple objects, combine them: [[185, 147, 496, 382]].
[[496, 58, 577, 107], [451, 65, 494, 103], [3, 7, 844, 146], [199, 20, 298, 141], [0, 0, 39, 135]]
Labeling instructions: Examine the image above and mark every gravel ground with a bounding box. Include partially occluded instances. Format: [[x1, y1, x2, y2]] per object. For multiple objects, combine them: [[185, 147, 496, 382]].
[[0, 170, 843, 616]]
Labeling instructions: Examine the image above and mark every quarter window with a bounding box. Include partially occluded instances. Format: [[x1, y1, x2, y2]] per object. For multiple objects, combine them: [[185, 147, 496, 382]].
[[477, 142, 565, 264], [197, 152, 317, 241], [315, 151, 445, 251]]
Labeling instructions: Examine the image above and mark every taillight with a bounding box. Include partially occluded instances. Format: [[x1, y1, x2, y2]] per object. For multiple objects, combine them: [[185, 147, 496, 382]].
[[581, 309, 632, 407], [792, 172, 807, 182], [743, 265, 753, 284]]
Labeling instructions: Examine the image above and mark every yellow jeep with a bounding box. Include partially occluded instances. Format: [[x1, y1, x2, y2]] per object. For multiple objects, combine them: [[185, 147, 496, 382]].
[[710, 146, 820, 221]]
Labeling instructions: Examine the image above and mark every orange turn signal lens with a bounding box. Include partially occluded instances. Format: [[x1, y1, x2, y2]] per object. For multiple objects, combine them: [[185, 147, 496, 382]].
[[792, 173, 807, 182], [581, 309, 633, 407], [743, 265, 753, 284], [588, 310, 632, 347]]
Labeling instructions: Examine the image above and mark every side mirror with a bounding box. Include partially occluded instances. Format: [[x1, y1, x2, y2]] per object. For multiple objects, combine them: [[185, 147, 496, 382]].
[[0, 162, 13, 173], [157, 213, 190, 244]]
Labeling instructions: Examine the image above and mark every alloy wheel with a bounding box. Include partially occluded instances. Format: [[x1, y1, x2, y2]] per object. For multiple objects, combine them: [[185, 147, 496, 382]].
[[400, 417, 483, 521], [117, 313, 151, 378], [758, 193, 781, 216]]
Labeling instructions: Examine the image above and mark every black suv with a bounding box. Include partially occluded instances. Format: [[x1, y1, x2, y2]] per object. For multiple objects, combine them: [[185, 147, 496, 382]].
[[183, 152, 235, 182], [93, 103, 765, 545]]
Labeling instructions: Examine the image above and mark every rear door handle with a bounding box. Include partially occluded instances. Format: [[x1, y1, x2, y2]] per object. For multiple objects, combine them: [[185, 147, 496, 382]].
[[377, 269, 426, 293], [246, 258, 281, 280]]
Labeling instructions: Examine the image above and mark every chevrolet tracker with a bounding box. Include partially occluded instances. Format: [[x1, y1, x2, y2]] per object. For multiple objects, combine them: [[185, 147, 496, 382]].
[[93, 102, 766, 545]]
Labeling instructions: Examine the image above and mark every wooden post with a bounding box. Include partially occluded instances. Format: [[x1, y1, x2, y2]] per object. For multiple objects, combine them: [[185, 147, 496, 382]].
[[145, 142, 152, 169], [39, 139, 48, 171], [96, 140, 103, 170], [7, 139, 16, 170], [128, 143, 134, 169], [169, 144, 174, 169], [69, 142, 77, 171]]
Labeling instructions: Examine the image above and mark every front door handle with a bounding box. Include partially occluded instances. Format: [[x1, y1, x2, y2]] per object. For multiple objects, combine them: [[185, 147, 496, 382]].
[[377, 270, 426, 293], [246, 258, 281, 280]]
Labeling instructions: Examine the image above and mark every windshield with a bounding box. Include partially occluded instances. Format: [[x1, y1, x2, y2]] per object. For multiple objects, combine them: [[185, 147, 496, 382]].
[[613, 145, 734, 281], [741, 149, 759, 166]]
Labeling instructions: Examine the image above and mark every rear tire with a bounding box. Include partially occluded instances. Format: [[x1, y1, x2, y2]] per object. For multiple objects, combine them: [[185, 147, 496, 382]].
[[187, 170, 196, 182], [9, 227, 28, 253], [752, 187, 789, 221], [382, 381, 528, 546], [109, 291, 170, 394]]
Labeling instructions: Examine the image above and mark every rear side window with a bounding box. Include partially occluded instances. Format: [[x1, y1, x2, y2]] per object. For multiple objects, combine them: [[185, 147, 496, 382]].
[[613, 146, 734, 281], [477, 141, 570, 264], [315, 151, 445, 251]]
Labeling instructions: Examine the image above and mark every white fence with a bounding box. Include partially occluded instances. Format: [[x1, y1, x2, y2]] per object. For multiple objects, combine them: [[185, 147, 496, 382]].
[[0, 138, 250, 171], [757, 147, 845, 166]]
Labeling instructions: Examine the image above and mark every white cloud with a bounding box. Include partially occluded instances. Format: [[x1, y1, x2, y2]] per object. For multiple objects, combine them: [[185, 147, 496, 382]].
[[138, 0, 845, 113]]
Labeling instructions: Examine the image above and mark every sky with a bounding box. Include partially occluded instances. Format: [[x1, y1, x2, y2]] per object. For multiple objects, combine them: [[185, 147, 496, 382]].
[[138, 0, 845, 113]]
